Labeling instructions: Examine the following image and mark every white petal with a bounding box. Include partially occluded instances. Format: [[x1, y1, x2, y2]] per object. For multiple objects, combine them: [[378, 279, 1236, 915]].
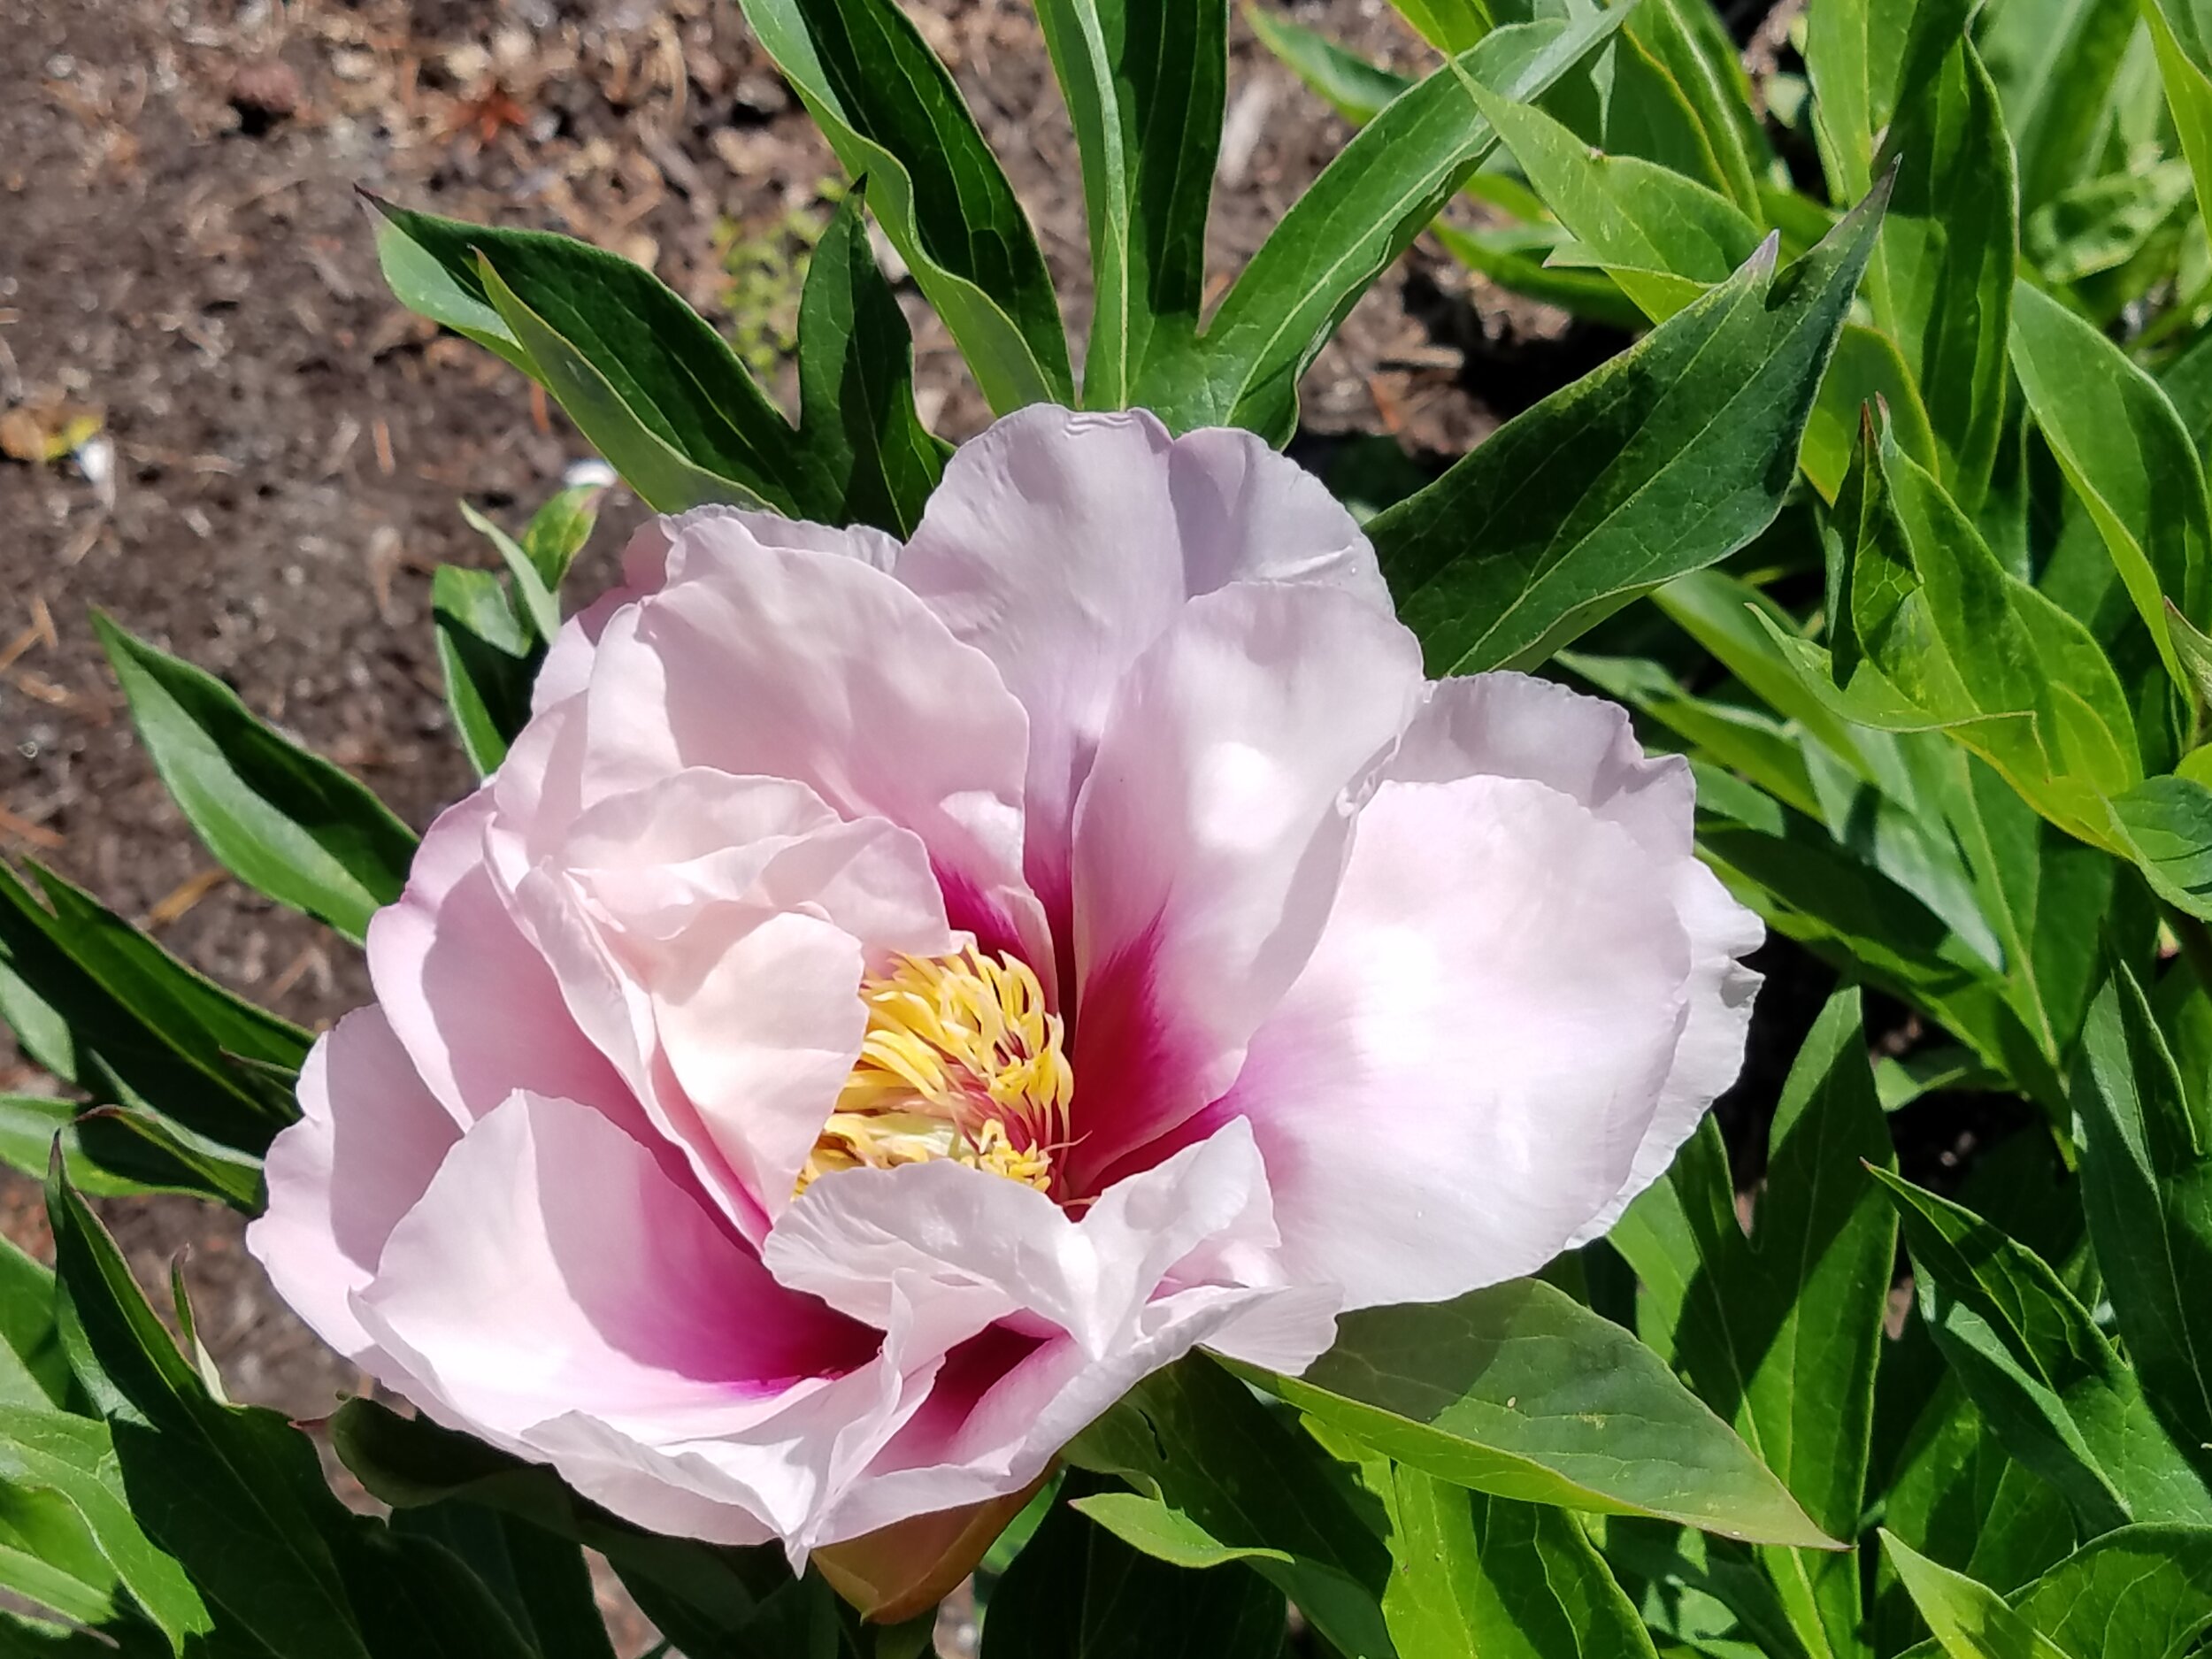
[[896, 406, 1387, 942], [1228, 774, 1696, 1307]]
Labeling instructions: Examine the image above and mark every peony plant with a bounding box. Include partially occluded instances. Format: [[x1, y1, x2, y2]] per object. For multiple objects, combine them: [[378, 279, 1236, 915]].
[[6, 0, 2212, 1655], [249, 410, 1759, 1596]]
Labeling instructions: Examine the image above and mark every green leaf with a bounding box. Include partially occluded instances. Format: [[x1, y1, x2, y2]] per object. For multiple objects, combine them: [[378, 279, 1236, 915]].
[[1978, 0, 2139, 211], [1234, 1278, 1835, 1548], [1469, 76, 1763, 321], [471, 257, 776, 517], [1371, 183, 1884, 674], [93, 613, 416, 942], [369, 207, 529, 372], [457, 503, 561, 644], [2010, 278, 2211, 695], [1622, 0, 1767, 215], [48, 1167, 550, 1659], [1880, 1532, 2071, 1659], [2024, 159, 2195, 284], [1562, 650, 1825, 817], [1589, 30, 1746, 198], [1689, 772, 2069, 1109], [1874, 1046, 2005, 1110], [1931, 749, 2122, 1087], [332, 1398, 791, 1647], [1871, 1166, 2212, 1531], [1431, 218, 1649, 330], [2004, 1524, 2212, 1657], [1610, 987, 1894, 1657], [2147, 0, 2212, 245], [1065, 1493, 1292, 1571], [1065, 1355, 1396, 1659], [0, 1094, 250, 1209], [518, 484, 603, 590], [2168, 597, 2212, 723], [1156, 9, 1624, 439], [736, 0, 1072, 413], [981, 1475, 1287, 1659], [432, 565, 539, 780], [0, 1241, 65, 1412], [1035, 0, 1225, 409], [369, 199, 812, 514], [0, 860, 305, 1153], [0, 1485, 119, 1631], [2073, 961, 2212, 1480], [1803, 0, 1886, 201], [1651, 566, 1900, 784], [0, 1407, 210, 1650], [390, 1503, 620, 1659], [1390, 0, 1492, 53], [1871, 37, 2016, 516], [2110, 773, 2212, 918], [1807, 416, 2142, 855], [793, 185, 949, 535], [47, 1159, 373, 1658], [1376, 1472, 1658, 1659], [1800, 321, 1943, 503], [1875, 1372, 2078, 1653], [1247, 7, 1411, 125]]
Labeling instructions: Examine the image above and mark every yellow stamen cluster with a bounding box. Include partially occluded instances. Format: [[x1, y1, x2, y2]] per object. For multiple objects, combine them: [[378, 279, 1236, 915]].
[[797, 948, 1072, 1196]]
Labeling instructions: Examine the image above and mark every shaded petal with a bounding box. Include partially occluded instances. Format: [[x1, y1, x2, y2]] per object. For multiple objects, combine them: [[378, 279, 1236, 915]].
[[578, 539, 1048, 976], [897, 407, 1386, 943], [762, 1119, 1333, 1371], [356, 1091, 881, 1431], [649, 910, 871, 1222], [1225, 773, 1696, 1308], [1064, 581, 1424, 1190], [818, 1279, 1336, 1544], [558, 768, 951, 959], [244, 1008, 460, 1366], [365, 790, 631, 1127], [354, 1093, 932, 1548], [504, 767, 955, 1225]]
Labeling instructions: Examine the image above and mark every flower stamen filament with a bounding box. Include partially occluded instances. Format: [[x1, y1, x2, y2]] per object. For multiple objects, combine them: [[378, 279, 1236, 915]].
[[796, 948, 1072, 1196]]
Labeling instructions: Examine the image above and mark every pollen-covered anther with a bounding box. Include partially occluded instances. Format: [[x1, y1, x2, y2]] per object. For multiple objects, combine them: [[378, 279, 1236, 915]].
[[796, 947, 1072, 1196]]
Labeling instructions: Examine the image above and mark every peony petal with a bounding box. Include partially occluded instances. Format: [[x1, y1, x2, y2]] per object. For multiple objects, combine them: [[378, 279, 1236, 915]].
[[365, 790, 632, 1127], [648, 909, 872, 1222], [1379, 672, 1763, 1246], [1220, 773, 1697, 1308], [896, 407, 1387, 945], [557, 767, 953, 961], [1569, 856, 1763, 1244], [577, 540, 1048, 976], [244, 1008, 460, 1366], [1064, 580, 1424, 1191], [534, 497, 895, 720], [661, 505, 902, 578], [818, 1278, 1336, 1543], [357, 1093, 879, 1433], [1389, 672, 1695, 858], [507, 767, 955, 1225], [761, 1118, 1329, 1371]]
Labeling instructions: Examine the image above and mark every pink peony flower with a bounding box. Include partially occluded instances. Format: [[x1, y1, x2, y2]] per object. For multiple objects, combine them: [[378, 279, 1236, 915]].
[[249, 407, 1759, 1580]]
